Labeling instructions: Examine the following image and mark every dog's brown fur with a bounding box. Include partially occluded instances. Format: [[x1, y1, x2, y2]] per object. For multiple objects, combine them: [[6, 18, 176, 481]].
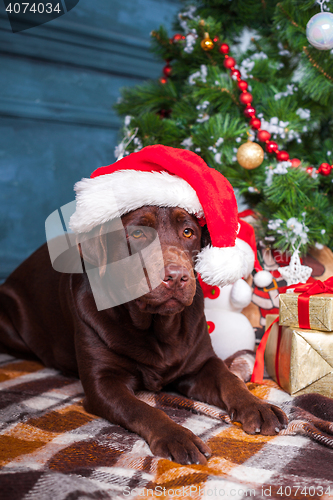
[[0, 206, 287, 465]]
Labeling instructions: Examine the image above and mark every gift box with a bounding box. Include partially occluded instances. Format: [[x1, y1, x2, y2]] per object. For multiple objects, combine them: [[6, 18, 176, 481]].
[[264, 314, 333, 396], [279, 292, 333, 332], [279, 278, 333, 332]]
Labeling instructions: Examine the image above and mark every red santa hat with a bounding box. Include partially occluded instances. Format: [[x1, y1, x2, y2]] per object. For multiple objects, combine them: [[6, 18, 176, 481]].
[[69, 144, 251, 287]]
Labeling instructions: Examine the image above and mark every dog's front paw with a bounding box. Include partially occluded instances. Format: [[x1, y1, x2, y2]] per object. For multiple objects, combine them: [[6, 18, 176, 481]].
[[150, 424, 211, 465], [230, 397, 288, 436]]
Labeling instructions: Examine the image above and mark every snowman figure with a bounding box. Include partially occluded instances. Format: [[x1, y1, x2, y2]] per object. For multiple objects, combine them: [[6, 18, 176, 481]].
[[199, 219, 273, 360]]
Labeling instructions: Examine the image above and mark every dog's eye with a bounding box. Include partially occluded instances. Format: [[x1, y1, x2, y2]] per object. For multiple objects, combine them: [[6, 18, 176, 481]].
[[183, 228, 194, 238], [131, 229, 144, 239]]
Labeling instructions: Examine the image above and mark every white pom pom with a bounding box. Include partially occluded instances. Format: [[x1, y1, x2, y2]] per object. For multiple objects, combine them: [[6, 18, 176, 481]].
[[253, 270, 273, 288]]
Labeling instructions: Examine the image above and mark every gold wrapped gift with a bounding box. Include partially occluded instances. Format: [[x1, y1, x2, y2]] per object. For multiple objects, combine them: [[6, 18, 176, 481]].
[[279, 292, 333, 332], [264, 315, 333, 396]]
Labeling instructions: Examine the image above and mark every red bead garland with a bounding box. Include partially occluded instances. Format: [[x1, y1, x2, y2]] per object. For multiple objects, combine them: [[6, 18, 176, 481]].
[[244, 106, 256, 118], [266, 141, 279, 153], [237, 80, 248, 91], [160, 33, 333, 177], [231, 68, 241, 78], [223, 56, 236, 69], [318, 163, 333, 176], [172, 33, 185, 42], [276, 150, 290, 162], [239, 92, 253, 105], [163, 64, 172, 77], [215, 38, 333, 176], [160, 59, 172, 84], [290, 158, 301, 168], [257, 130, 271, 142], [219, 43, 229, 54], [249, 117, 261, 130]]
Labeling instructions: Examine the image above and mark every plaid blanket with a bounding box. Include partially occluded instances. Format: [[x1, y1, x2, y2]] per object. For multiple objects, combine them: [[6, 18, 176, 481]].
[[1, 352, 333, 500]]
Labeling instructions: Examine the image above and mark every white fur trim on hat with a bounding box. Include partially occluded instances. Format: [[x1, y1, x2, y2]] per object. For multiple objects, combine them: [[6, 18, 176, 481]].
[[69, 170, 204, 233], [195, 245, 250, 287]]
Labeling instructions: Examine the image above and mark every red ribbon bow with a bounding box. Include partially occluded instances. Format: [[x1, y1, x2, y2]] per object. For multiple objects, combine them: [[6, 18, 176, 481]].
[[251, 276, 333, 384]]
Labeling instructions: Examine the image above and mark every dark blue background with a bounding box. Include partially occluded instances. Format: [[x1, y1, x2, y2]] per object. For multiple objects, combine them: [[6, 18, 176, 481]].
[[0, 0, 180, 280]]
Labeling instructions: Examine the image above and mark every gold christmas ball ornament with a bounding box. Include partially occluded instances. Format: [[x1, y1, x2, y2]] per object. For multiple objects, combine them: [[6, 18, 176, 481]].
[[201, 32, 214, 51], [236, 141, 264, 169]]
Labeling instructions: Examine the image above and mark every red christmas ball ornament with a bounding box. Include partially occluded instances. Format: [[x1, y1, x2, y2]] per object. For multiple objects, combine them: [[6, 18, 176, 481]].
[[306, 166, 314, 175], [243, 106, 256, 118], [276, 150, 290, 162], [257, 129, 271, 142], [239, 92, 253, 105], [173, 33, 185, 42], [230, 68, 241, 78], [266, 141, 279, 154], [223, 56, 236, 69], [318, 162, 332, 176], [219, 43, 229, 54], [237, 80, 248, 91], [163, 64, 172, 77], [250, 117, 261, 130], [213, 36, 219, 42], [290, 158, 301, 168]]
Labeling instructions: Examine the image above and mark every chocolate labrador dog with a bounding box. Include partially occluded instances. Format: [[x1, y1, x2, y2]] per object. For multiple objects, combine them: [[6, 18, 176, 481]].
[[0, 205, 287, 465]]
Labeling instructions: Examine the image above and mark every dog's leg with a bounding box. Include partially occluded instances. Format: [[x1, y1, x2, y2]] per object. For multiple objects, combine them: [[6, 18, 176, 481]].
[[84, 381, 211, 465], [174, 356, 288, 435], [75, 329, 211, 465]]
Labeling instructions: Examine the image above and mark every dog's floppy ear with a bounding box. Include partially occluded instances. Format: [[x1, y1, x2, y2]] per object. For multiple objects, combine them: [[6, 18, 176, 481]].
[[77, 225, 108, 278], [200, 224, 211, 249]]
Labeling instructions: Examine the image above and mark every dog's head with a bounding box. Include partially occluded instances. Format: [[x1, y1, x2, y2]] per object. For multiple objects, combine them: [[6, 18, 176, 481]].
[[78, 206, 211, 315]]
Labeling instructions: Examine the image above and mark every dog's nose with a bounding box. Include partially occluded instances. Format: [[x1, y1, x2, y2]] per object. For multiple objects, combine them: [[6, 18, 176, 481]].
[[162, 265, 190, 289]]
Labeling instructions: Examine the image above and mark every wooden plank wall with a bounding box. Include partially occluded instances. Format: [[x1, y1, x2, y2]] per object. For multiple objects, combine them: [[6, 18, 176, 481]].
[[0, 0, 180, 279]]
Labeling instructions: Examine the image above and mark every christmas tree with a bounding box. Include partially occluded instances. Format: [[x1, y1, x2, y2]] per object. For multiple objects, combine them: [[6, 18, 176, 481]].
[[115, 0, 333, 259]]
